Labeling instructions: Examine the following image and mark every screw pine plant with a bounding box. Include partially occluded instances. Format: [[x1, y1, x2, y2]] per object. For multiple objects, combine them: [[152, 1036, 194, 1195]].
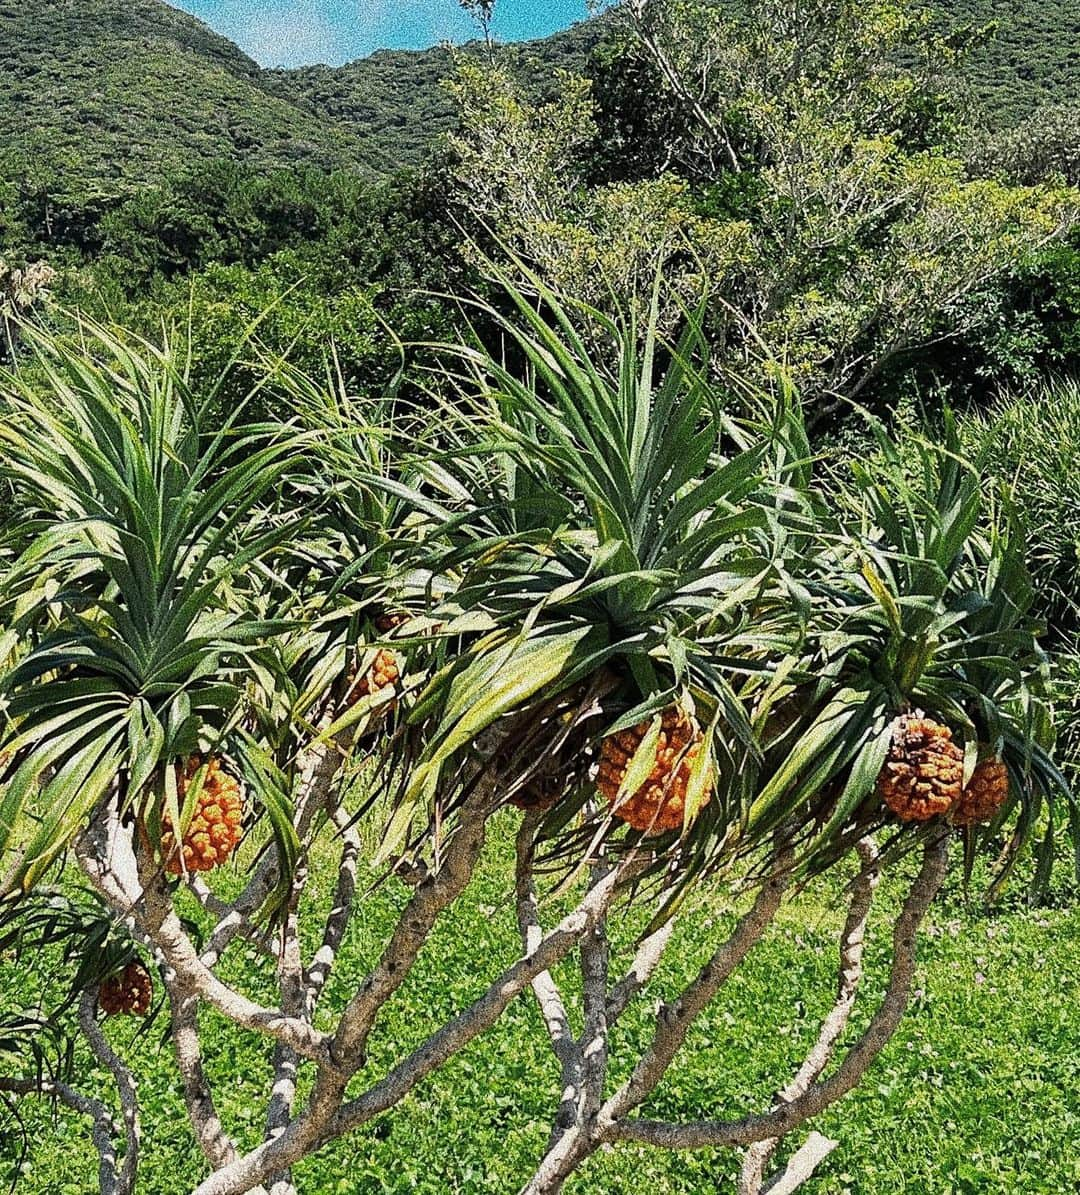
[[0, 290, 1067, 1195]]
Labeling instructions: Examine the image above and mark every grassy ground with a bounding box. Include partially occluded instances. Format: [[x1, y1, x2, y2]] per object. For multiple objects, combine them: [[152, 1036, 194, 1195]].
[[4, 813, 1080, 1194]]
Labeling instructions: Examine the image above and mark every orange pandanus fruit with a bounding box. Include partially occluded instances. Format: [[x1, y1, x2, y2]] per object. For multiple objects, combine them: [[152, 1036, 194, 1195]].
[[877, 713, 963, 823], [161, 756, 243, 876], [98, 962, 153, 1017], [953, 756, 1009, 826], [596, 708, 710, 834]]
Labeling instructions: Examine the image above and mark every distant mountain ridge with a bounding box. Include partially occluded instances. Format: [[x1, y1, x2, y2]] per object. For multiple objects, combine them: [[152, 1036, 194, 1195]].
[[0, 0, 596, 200], [266, 20, 602, 174], [0, 0, 1074, 209]]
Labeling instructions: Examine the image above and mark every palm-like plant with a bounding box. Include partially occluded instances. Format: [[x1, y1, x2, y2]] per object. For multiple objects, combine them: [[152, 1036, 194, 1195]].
[[0, 319, 304, 894], [382, 271, 813, 875], [748, 410, 1068, 892], [0, 288, 1068, 1195]]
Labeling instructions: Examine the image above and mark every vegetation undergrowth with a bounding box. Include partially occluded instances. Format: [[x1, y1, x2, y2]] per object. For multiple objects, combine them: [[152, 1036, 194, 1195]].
[[5, 818, 1079, 1194]]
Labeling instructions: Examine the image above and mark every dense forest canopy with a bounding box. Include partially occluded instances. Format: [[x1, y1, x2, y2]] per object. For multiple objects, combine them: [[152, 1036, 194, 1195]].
[[0, 0, 1075, 217]]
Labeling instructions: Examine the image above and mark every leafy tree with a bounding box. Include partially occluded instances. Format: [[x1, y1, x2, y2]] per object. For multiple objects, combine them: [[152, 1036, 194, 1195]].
[[447, 0, 1079, 412], [968, 104, 1080, 188], [446, 60, 754, 333], [0, 283, 1065, 1195]]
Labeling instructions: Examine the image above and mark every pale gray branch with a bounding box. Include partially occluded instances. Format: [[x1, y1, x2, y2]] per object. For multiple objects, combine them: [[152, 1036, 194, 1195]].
[[578, 854, 611, 1122], [187, 856, 633, 1195], [78, 991, 140, 1195], [601, 850, 795, 1125], [603, 833, 949, 1151], [606, 915, 677, 1025], [328, 786, 492, 1071], [761, 1132, 839, 1195], [78, 805, 332, 1066], [166, 985, 242, 1172], [740, 838, 880, 1195], [266, 865, 309, 1193], [515, 812, 582, 1138], [304, 808, 361, 1010], [521, 851, 794, 1194], [0, 1075, 120, 1195]]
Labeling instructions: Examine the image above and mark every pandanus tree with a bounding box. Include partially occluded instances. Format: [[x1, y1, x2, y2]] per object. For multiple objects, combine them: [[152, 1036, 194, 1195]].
[[0, 286, 1067, 1195]]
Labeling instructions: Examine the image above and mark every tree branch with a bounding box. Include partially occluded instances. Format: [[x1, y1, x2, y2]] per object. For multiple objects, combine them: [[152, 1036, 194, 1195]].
[[77, 806, 333, 1066], [304, 806, 361, 1011], [739, 838, 880, 1195], [166, 984, 243, 1173], [327, 785, 492, 1071], [603, 832, 949, 1151], [520, 849, 794, 1194], [601, 849, 795, 1125], [78, 991, 140, 1195], [187, 853, 634, 1195], [605, 915, 676, 1025], [0, 1076, 120, 1195], [515, 811, 582, 1139]]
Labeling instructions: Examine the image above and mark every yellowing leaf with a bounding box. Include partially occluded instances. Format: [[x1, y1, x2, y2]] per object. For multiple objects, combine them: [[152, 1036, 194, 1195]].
[[683, 727, 715, 833], [614, 715, 662, 809]]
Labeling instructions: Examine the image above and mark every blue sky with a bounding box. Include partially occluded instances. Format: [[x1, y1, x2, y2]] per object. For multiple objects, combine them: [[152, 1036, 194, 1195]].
[[170, 1, 598, 68]]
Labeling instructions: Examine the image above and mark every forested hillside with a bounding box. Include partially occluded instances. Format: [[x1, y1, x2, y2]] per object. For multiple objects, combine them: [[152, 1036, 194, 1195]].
[[0, 0, 372, 198], [0, 0, 598, 202], [0, 0, 1074, 211], [944, 0, 1079, 122], [269, 21, 604, 171]]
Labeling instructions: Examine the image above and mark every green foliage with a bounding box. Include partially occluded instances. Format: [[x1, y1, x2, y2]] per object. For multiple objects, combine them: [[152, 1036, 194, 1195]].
[[883, 229, 1080, 403], [47, 167, 464, 422], [449, 0, 1080, 412], [446, 60, 754, 331], [340, 270, 1065, 897], [959, 379, 1080, 648], [969, 104, 1080, 187], [0, 0, 1070, 267], [0, 320, 304, 892], [935, 0, 1080, 126], [0, 0, 370, 228], [590, 0, 967, 182], [267, 21, 603, 171], [4, 826, 1080, 1193]]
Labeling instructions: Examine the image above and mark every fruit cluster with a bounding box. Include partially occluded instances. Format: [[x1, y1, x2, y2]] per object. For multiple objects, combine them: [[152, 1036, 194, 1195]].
[[98, 962, 153, 1017], [877, 714, 1009, 825], [161, 755, 244, 876], [349, 648, 401, 704], [596, 708, 710, 833]]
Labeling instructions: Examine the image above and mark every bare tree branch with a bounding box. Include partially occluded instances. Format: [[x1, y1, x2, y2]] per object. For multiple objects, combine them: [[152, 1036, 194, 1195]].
[[77, 809, 333, 1065], [266, 864, 309, 1195], [739, 837, 880, 1195], [78, 991, 140, 1195], [186, 855, 635, 1195], [166, 984, 242, 1173], [578, 855, 611, 1122], [0, 1076, 121, 1195], [515, 811, 582, 1138], [605, 915, 676, 1025], [521, 850, 794, 1194], [602, 850, 795, 1124], [328, 785, 492, 1071], [603, 832, 949, 1151], [304, 806, 361, 1010], [760, 1132, 839, 1195]]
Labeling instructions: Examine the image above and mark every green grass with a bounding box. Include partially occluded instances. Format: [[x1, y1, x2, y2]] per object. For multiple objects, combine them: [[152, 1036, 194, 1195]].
[[4, 816, 1079, 1193]]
